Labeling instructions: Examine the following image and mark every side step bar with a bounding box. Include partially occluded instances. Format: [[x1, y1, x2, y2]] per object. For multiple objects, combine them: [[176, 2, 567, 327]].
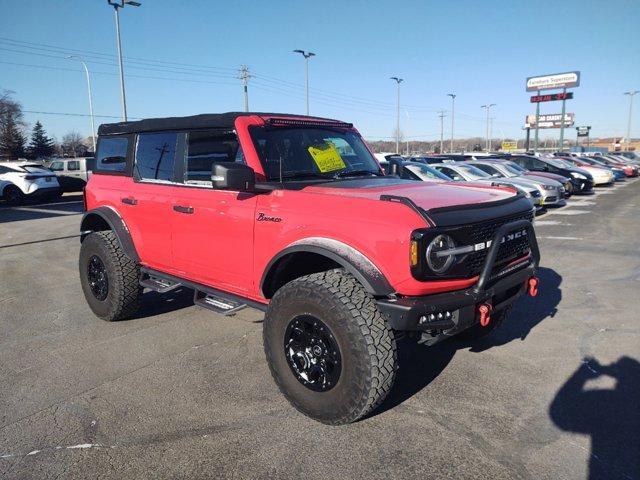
[[194, 290, 247, 316], [139, 267, 267, 316], [140, 275, 181, 293]]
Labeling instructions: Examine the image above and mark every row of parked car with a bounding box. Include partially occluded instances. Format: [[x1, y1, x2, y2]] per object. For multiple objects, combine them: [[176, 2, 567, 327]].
[[374, 151, 640, 213], [0, 157, 93, 205]]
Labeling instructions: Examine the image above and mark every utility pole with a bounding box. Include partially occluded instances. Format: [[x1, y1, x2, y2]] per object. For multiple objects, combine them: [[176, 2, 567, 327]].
[[67, 55, 96, 152], [480, 104, 496, 151], [488, 117, 494, 151], [107, 0, 141, 122], [447, 93, 456, 152], [238, 65, 251, 112], [390, 77, 403, 154], [438, 110, 447, 154], [624, 90, 639, 151], [293, 50, 315, 115]]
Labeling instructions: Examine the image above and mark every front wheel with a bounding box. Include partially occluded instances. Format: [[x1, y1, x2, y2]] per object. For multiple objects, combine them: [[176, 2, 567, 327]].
[[79, 231, 142, 321], [263, 269, 397, 425]]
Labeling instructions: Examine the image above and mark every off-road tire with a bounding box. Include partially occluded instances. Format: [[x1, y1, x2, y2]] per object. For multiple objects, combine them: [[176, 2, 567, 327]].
[[458, 306, 510, 340], [4, 185, 23, 206], [263, 269, 397, 425], [79, 231, 142, 321]]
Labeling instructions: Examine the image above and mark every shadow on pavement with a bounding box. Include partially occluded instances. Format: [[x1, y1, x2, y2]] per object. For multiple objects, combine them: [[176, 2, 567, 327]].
[[549, 356, 640, 480], [0, 196, 84, 223], [371, 267, 562, 418], [130, 287, 196, 320]]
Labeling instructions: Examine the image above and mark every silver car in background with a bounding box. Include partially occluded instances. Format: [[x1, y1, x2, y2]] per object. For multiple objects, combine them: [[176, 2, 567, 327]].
[[467, 160, 566, 207]]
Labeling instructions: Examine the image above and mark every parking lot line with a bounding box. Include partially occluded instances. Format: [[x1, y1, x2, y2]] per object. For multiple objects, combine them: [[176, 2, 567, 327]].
[[538, 236, 583, 240], [3, 206, 81, 216]]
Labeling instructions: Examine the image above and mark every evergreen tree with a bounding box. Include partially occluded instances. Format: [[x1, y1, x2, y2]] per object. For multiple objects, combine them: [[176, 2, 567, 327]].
[[0, 116, 26, 159], [28, 121, 55, 159]]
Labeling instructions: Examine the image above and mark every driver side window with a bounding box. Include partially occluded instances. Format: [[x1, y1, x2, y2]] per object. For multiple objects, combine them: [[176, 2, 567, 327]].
[[184, 129, 241, 186]]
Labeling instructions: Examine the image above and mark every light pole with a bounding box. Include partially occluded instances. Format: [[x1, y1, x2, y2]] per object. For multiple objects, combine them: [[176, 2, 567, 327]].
[[481, 104, 496, 151], [67, 55, 96, 152], [390, 77, 403, 154], [624, 90, 639, 151], [293, 50, 315, 115], [107, 0, 140, 122], [447, 93, 456, 152]]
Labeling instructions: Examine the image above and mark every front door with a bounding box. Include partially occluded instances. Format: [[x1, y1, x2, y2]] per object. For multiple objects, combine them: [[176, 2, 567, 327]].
[[170, 129, 257, 296]]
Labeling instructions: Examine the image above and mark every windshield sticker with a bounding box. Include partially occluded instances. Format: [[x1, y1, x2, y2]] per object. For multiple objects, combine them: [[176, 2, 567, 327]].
[[307, 143, 346, 173]]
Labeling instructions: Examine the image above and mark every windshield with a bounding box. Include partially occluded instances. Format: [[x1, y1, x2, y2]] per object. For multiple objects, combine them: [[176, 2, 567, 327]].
[[548, 158, 571, 169], [250, 126, 381, 181], [405, 163, 451, 181], [457, 164, 492, 180], [502, 162, 526, 175]]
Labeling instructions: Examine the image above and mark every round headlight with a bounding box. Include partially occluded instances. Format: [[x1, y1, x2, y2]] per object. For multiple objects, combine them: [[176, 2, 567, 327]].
[[426, 234, 456, 274]]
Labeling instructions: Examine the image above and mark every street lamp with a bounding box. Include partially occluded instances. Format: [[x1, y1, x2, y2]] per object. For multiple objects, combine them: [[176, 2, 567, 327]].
[[67, 55, 96, 152], [107, 0, 141, 121], [481, 104, 496, 151], [390, 77, 404, 154], [447, 93, 456, 153], [624, 90, 639, 151], [293, 50, 315, 115]]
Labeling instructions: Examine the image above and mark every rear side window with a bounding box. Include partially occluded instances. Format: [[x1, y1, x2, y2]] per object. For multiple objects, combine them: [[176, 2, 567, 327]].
[[67, 161, 80, 171], [96, 137, 128, 172], [184, 130, 240, 185], [49, 161, 64, 171], [135, 132, 178, 182]]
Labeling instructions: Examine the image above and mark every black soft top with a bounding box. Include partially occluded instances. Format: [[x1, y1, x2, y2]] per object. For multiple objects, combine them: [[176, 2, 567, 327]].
[[97, 112, 346, 136]]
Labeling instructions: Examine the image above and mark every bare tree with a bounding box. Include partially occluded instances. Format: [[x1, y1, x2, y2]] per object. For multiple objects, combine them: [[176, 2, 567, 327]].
[[61, 131, 87, 158], [0, 90, 27, 159]]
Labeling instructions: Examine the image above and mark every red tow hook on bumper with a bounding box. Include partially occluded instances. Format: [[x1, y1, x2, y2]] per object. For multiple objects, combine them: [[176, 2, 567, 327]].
[[478, 303, 492, 327], [528, 277, 539, 297]]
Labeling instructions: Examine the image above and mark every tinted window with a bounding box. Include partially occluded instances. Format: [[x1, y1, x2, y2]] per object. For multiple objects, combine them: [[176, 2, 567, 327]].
[[67, 160, 80, 171], [96, 137, 128, 172], [473, 164, 499, 175], [184, 130, 240, 184], [49, 161, 64, 171], [435, 166, 463, 181], [135, 132, 178, 182]]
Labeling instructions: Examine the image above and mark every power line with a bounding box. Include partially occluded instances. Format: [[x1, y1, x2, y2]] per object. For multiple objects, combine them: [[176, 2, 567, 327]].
[[23, 109, 141, 119]]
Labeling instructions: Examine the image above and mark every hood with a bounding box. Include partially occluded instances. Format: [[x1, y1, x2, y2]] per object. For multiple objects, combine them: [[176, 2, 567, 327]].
[[303, 177, 516, 211], [525, 171, 569, 182], [521, 174, 561, 186]]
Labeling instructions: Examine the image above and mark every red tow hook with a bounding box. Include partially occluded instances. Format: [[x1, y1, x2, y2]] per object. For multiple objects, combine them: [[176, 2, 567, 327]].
[[528, 277, 539, 297], [478, 303, 492, 327]]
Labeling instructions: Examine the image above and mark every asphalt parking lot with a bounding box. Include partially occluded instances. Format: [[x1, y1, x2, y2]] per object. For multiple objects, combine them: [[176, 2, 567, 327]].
[[1, 183, 639, 480]]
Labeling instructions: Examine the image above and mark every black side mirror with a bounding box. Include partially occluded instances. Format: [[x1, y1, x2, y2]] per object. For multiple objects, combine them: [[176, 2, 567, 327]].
[[211, 162, 255, 191]]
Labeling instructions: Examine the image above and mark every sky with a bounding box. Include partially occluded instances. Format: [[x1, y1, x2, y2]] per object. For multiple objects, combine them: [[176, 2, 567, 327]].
[[1, 0, 639, 144]]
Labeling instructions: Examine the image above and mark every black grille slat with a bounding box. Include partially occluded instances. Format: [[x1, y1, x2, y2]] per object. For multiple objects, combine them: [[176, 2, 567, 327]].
[[461, 211, 534, 277]]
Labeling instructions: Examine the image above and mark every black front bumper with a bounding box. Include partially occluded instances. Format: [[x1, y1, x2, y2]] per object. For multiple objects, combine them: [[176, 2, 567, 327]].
[[377, 219, 540, 343]]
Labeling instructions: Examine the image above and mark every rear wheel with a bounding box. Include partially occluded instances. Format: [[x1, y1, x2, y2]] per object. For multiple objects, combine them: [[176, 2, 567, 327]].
[[4, 185, 23, 205], [263, 269, 397, 425], [79, 231, 142, 321]]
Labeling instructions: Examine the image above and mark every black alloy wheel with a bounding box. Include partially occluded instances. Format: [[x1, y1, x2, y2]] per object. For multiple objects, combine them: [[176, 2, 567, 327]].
[[284, 315, 342, 392], [87, 254, 109, 301]]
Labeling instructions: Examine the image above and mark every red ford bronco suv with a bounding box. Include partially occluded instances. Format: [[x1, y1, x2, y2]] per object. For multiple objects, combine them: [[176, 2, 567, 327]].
[[80, 112, 540, 425]]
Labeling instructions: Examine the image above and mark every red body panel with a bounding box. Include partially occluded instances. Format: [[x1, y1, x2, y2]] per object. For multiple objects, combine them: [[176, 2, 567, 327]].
[[84, 114, 523, 305]]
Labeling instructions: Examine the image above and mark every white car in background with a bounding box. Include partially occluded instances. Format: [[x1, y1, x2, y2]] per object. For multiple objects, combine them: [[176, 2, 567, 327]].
[[0, 161, 61, 205]]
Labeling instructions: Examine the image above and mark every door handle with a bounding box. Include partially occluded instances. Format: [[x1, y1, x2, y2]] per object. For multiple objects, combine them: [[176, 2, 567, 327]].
[[173, 205, 194, 214], [121, 197, 137, 205]]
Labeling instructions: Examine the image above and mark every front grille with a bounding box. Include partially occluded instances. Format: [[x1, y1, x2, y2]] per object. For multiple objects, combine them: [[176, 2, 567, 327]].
[[463, 211, 534, 277], [546, 196, 557, 203]]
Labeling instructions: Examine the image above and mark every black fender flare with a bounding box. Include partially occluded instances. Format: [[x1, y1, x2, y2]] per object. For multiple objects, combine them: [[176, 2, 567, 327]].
[[80, 206, 140, 262], [260, 237, 394, 298]]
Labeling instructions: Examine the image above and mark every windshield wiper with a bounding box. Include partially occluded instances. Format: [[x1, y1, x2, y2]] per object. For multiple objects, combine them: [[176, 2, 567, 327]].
[[280, 171, 332, 180], [334, 170, 380, 178]]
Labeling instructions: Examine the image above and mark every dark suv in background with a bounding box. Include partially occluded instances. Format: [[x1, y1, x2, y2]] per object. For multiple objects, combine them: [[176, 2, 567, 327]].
[[506, 155, 594, 194]]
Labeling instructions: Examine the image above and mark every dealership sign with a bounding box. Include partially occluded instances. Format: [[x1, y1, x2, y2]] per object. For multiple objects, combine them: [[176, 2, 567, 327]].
[[525, 113, 575, 129], [530, 92, 574, 103], [501, 141, 518, 151], [576, 126, 591, 137], [526, 71, 580, 92]]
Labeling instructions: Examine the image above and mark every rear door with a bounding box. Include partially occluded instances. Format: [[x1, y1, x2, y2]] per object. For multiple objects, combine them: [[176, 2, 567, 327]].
[[170, 129, 257, 295]]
